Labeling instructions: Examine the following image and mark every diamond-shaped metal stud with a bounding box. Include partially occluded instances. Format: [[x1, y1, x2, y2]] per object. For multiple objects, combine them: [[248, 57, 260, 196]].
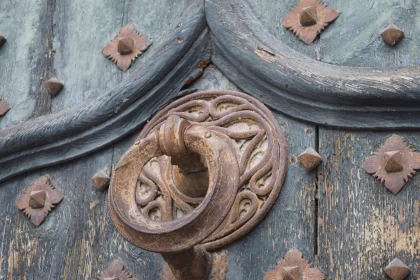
[[29, 190, 47, 209], [381, 24, 404, 46], [362, 135, 420, 194], [282, 0, 339, 44], [298, 147, 322, 171], [91, 170, 110, 192], [44, 77, 64, 96], [16, 176, 64, 226], [282, 266, 301, 280], [98, 259, 135, 280], [0, 33, 6, 47], [384, 151, 403, 173], [384, 258, 411, 280], [300, 7, 317, 27], [118, 36, 135, 55], [103, 24, 152, 71], [264, 248, 325, 280], [0, 100, 10, 116]]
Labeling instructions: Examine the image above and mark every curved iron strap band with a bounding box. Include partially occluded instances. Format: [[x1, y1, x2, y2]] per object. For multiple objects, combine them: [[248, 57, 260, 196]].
[[109, 115, 239, 252]]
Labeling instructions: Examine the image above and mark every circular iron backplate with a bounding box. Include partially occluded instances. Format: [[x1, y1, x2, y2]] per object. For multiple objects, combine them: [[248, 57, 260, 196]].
[[133, 90, 288, 251]]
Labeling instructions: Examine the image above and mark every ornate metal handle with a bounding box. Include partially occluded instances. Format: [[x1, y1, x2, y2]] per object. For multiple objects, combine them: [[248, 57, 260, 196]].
[[108, 90, 287, 279], [109, 114, 239, 249]]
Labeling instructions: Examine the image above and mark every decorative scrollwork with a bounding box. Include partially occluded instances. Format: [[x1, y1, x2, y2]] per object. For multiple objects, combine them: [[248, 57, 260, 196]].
[[132, 90, 287, 250]]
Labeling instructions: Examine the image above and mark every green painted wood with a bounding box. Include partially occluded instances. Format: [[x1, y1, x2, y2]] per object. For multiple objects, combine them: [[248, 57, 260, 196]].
[[2, 0, 420, 279], [317, 131, 420, 279], [0, 0, 45, 129], [189, 67, 317, 279], [245, 0, 420, 67], [245, 0, 319, 60], [52, 0, 189, 112], [0, 66, 316, 279], [51, 0, 125, 113], [321, 0, 420, 67]]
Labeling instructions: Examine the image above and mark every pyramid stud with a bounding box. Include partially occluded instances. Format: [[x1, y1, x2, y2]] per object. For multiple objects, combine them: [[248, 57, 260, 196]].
[[0, 33, 6, 47], [91, 170, 110, 192], [44, 77, 64, 96], [16, 176, 64, 226], [283, 266, 301, 280], [265, 248, 325, 280], [384, 151, 403, 173], [103, 24, 152, 71], [98, 259, 134, 280], [300, 7, 317, 27], [29, 190, 47, 209], [118, 36, 135, 55], [381, 24, 404, 46], [384, 258, 410, 280], [282, 0, 339, 44], [298, 147, 322, 171], [362, 135, 420, 195]]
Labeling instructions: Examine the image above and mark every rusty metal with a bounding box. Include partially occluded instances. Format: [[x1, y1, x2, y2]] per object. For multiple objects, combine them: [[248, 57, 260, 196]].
[[91, 170, 110, 192], [298, 147, 322, 171], [108, 90, 287, 279], [44, 77, 64, 96], [384, 258, 411, 280], [16, 176, 64, 226], [264, 248, 325, 280], [162, 246, 212, 280], [0, 100, 10, 116], [381, 24, 404, 46], [0, 33, 5, 47], [282, 0, 339, 44], [98, 259, 135, 280], [162, 249, 228, 280], [362, 135, 420, 194], [103, 24, 152, 71]]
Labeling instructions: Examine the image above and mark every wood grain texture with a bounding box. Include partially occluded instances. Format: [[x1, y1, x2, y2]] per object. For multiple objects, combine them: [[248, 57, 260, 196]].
[[52, 0, 189, 112], [244, 0, 420, 67], [0, 0, 46, 129], [321, 0, 420, 67], [51, 0, 126, 113], [245, 0, 319, 60], [0, 66, 317, 279], [206, 0, 420, 129], [317, 130, 420, 279], [0, 0, 209, 184], [187, 67, 317, 279], [0, 139, 163, 279]]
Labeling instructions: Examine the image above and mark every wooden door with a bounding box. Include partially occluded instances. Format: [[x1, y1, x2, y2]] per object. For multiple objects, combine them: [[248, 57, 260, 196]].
[[1, 0, 419, 279]]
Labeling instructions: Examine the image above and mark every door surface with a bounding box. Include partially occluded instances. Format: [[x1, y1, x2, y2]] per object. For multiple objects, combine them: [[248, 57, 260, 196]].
[[1, 0, 419, 279]]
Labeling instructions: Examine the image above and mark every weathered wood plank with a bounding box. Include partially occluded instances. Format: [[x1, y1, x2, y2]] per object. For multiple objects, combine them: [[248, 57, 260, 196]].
[[51, 0, 125, 113], [0, 1, 209, 184], [207, 0, 420, 129], [188, 67, 317, 279], [321, 0, 420, 67], [0, 65, 316, 279], [245, 0, 319, 60], [52, 0, 189, 112], [0, 0, 45, 129], [317, 130, 420, 279]]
